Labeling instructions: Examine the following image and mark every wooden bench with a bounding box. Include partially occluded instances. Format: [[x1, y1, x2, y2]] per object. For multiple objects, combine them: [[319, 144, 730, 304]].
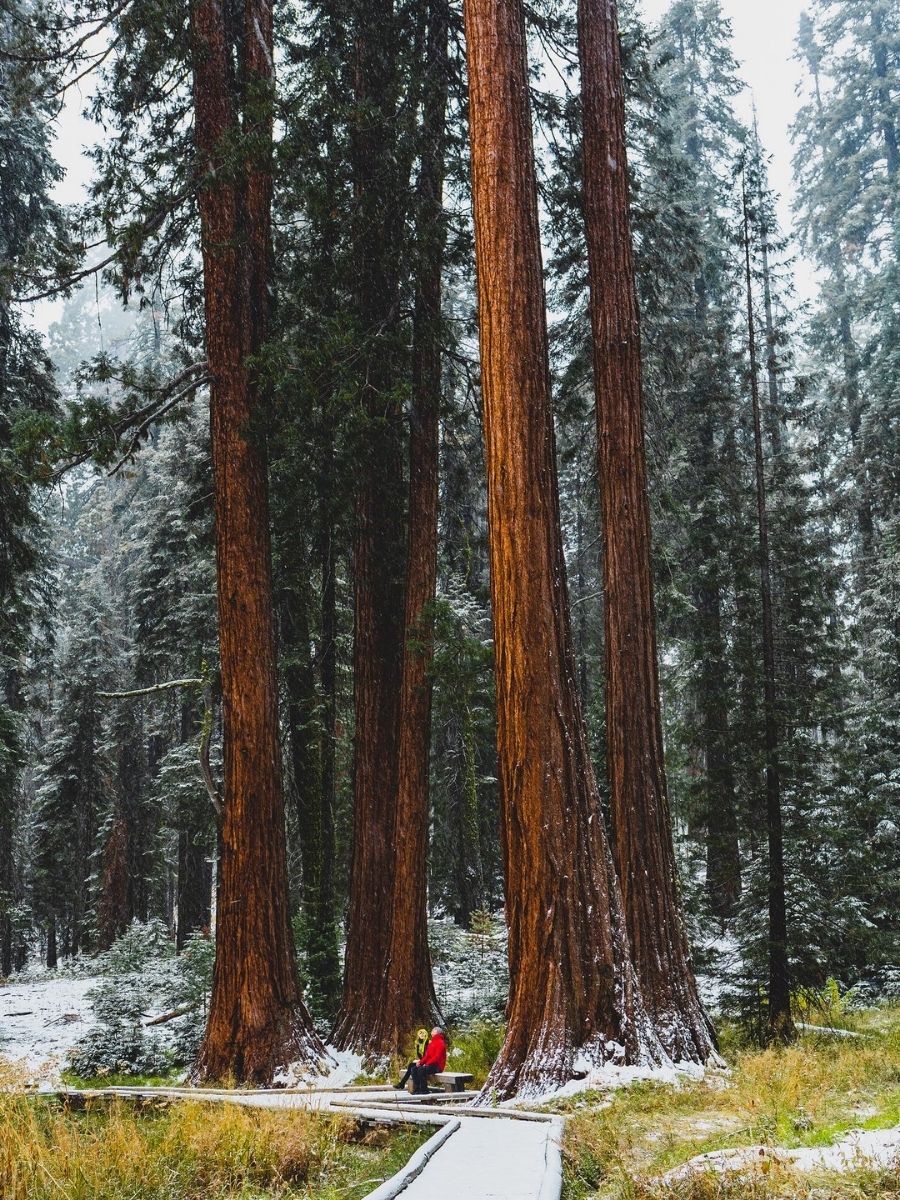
[[432, 1071, 474, 1093]]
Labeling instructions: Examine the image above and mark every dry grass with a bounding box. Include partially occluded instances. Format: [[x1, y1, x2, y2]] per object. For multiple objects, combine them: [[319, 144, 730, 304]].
[[563, 1006, 900, 1200], [0, 1094, 427, 1200]]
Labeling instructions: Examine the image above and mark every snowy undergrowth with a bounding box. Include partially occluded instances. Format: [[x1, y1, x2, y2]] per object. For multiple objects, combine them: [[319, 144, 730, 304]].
[[562, 1005, 900, 1200], [0, 975, 100, 1085], [430, 914, 509, 1026], [0, 921, 215, 1085]]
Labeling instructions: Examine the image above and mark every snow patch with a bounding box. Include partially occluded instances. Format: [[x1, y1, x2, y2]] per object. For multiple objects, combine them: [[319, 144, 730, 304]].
[[0, 976, 99, 1085], [272, 1046, 376, 1089], [507, 1059, 709, 1105], [663, 1125, 900, 1182]]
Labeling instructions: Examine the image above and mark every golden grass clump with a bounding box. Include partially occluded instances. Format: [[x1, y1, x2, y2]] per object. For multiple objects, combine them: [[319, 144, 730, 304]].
[[0, 1094, 360, 1200]]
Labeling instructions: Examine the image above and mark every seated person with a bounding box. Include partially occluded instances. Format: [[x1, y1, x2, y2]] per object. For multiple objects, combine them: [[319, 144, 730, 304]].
[[395, 1026, 448, 1093]]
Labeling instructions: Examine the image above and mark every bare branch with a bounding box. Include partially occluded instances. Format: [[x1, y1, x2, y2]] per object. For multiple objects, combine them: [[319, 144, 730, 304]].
[[98, 678, 203, 699]]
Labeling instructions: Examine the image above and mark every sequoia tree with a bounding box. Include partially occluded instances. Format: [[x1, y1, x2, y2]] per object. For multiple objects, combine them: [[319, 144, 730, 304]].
[[190, 0, 325, 1083], [331, 0, 409, 1053], [463, 0, 661, 1098], [577, 0, 715, 1062], [379, 0, 451, 1046]]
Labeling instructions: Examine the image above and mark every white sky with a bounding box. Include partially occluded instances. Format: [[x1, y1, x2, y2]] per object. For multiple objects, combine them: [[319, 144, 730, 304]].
[[36, 0, 815, 333], [639, 0, 815, 293]]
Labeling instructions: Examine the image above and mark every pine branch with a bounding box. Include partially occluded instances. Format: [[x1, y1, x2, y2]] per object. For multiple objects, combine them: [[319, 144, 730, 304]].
[[107, 373, 210, 476]]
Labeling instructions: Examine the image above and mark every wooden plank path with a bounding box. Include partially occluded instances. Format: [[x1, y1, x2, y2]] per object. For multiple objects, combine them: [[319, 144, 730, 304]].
[[66, 1084, 564, 1200]]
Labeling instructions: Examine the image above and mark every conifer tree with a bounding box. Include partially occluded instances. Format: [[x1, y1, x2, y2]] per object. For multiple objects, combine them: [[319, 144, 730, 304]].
[[577, 0, 715, 1062], [463, 0, 660, 1098]]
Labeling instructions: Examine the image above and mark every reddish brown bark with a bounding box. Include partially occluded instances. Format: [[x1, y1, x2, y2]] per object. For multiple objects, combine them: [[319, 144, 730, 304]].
[[97, 815, 129, 951], [578, 0, 715, 1063], [463, 0, 660, 1099], [377, 0, 450, 1047], [331, 0, 408, 1054], [190, 0, 324, 1084]]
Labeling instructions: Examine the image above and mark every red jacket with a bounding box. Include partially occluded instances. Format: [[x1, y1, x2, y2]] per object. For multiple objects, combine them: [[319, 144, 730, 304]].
[[419, 1032, 447, 1071]]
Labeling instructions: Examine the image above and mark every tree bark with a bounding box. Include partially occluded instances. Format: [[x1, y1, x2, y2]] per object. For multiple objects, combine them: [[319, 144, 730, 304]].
[[463, 0, 661, 1099], [578, 0, 714, 1062], [331, 0, 408, 1054], [177, 827, 211, 949], [98, 814, 129, 951], [742, 167, 794, 1044], [694, 569, 742, 921], [378, 0, 450, 1047], [190, 0, 324, 1083]]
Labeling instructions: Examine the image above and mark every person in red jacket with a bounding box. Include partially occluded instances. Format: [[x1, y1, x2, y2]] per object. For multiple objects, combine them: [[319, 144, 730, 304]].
[[394, 1026, 447, 1094]]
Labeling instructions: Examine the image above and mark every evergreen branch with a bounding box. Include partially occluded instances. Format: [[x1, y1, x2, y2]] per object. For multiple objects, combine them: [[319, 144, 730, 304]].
[[48, 362, 208, 482], [17, 193, 192, 303], [35, 34, 123, 102], [99, 672, 223, 817], [107, 373, 210, 476], [18, 246, 130, 304], [0, 0, 134, 65]]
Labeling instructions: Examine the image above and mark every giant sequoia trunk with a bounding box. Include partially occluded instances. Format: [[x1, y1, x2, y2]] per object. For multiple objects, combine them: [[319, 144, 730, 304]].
[[578, 0, 714, 1063], [191, 0, 324, 1083], [377, 0, 450, 1047], [331, 0, 408, 1053], [463, 0, 661, 1099], [742, 171, 794, 1044]]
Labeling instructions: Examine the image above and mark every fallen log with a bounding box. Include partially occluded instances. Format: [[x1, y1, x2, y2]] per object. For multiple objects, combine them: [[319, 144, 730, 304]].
[[144, 1003, 197, 1027]]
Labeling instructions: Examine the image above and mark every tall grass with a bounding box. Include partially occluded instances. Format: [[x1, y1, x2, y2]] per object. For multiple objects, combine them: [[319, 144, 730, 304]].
[[0, 1095, 427, 1200], [563, 1006, 900, 1200]]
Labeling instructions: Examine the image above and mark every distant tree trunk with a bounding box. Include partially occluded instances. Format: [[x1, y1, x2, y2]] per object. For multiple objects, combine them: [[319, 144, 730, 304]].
[[695, 571, 742, 921], [742, 167, 794, 1044], [176, 827, 211, 949], [578, 0, 714, 1062], [463, 0, 660, 1099], [98, 814, 129, 950], [176, 698, 212, 950], [872, 9, 899, 181], [280, 578, 340, 1017], [452, 701, 485, 926], [379, 0, 449, 1046], [0, 782, 13, 977], [191, 0, 324, 1083], [46, 918, 57, 970], [759, 254, 783, 457], [331, 0, 408, 1054]]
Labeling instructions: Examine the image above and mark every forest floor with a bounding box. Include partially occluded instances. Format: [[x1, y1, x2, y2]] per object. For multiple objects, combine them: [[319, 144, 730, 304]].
[[558, 1005, 900, 1199], [2, 972, 899, 1200], [0, 974, 99, 1081]]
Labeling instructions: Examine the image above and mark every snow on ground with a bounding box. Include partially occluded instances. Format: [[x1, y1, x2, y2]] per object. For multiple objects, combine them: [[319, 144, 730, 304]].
[[663, 1125, 900, 1182], [271, 1046, 372, 1089], [0, 975, 98, 1084], [519, 1058, 710, 1106]]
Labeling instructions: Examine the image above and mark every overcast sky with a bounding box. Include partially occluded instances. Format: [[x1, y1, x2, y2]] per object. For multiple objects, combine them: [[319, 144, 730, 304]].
[[639, 0, 813, 282], [36, 0, 816, 332]]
